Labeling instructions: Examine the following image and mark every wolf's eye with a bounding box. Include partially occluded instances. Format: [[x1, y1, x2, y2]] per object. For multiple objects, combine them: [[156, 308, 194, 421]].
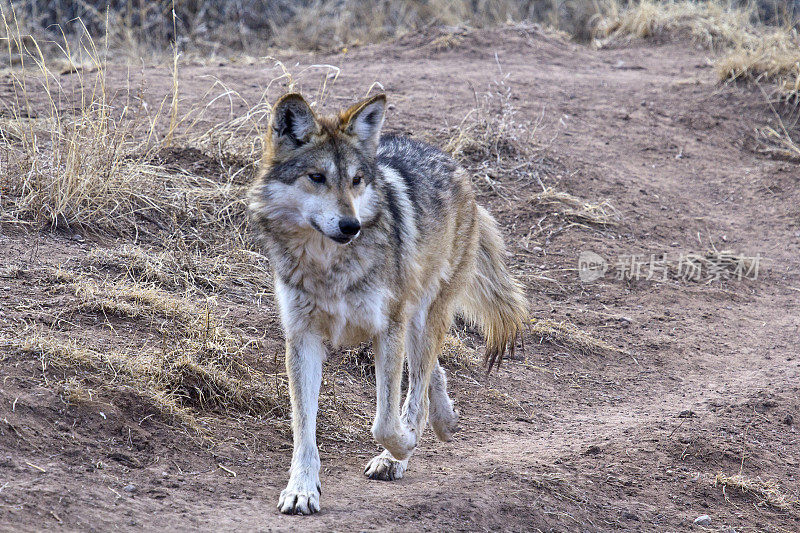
[[308, 173, 326, 184], [352, 174, 362, 186]]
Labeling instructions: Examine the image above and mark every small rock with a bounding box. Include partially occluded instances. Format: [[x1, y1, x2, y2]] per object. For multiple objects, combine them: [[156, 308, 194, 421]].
[[124, 484, 137, 493], [694, 515, 711, 526], [678, 410, 696, 418], [584, 445, 602, 456], [70, 233, 84, 242], [784, 414, 794, 425]]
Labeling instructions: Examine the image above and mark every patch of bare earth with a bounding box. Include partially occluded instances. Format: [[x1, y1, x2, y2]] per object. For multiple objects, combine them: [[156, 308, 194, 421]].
[[1, 27, 798, 531]]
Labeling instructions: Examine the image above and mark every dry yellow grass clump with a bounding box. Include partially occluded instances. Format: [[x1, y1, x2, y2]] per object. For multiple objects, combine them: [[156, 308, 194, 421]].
[[19, 332, 283, 428], [10, 278, 286, 429], [530, 318, 620, 356], [0, 7, 167, 231], [0, 11, 257, 241], [596, 0, 757, 49], [530, 188, 620, 227], [715, 473, 798, 510], [716, 30, 800, 102], [596, 0, 800, 102], [86, 244, 272, 297]]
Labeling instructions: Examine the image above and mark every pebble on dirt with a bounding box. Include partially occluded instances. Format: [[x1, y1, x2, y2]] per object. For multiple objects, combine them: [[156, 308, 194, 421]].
[[694, 515, 711, 526]]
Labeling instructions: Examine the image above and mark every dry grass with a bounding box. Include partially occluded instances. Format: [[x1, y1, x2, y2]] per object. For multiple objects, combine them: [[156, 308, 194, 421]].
[[439, 335, 482, 370], [715, 473, 798, 510], [266, 0, 601, 49], [596, 0, 759, 50], [715, 25, 800, 102], [0, 8, 264, 250], [596, 1, 800, 101], [754, 124, 800, 160], [444, 80, 547, 196], [8, 277, 287, 429], [85, 244, 272, 297], [15, 331, 285, 428], [9, 0, 607, 55], [445, 81, 538, 166], [71, 278, 195, 322], [0, 5, 170, 232], [531, 188, 620, 227], [3, 268, 373, 441], [529, 318, 620, 356]]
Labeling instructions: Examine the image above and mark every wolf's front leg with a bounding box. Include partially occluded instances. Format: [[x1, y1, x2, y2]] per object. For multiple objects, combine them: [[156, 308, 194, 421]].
[[278, 333, 324, 515], [370, 320, 417, 461]]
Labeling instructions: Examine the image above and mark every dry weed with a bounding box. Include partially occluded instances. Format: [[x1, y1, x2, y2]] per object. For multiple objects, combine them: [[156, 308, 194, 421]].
[[596, 0, 800, 101], [13, 292, 286, 425], [0, 10, 166, 232], [85, 244, 272, 297], [530, 318, 620, 356], [3, 1, 613, 55], [715, 473, 798, 510], [595, 0, 759, 50], [754, 124, 800, 160], [717, 29, 800, 102], [444, 80, 545, 195], [439, 335, 481, 370], [531, 188, 620, 227]]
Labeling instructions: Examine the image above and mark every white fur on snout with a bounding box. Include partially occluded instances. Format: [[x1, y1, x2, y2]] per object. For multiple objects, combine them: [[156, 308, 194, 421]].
[[310, 207, 348, 241]]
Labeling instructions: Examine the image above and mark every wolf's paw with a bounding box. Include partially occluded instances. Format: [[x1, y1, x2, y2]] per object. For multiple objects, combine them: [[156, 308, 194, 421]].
[[364, 453, 408, 481], [278, 475, 321, 515], [430, 406, 459, 442]]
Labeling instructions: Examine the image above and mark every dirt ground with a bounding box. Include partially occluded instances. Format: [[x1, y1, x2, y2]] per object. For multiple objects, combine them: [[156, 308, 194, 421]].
[[1, 26, 799, 532]]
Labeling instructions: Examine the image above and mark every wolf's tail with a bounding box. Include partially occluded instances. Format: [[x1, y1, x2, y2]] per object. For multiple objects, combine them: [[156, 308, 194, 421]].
[[457, 206, 528, 372]]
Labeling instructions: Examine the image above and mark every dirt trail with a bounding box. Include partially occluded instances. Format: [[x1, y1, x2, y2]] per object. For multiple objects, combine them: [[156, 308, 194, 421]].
[[1, 27, 799, 532]]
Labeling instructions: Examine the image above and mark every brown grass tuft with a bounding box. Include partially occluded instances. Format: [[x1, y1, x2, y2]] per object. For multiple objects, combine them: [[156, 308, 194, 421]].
[[596, 1, 800, 101], [14, 309, 286, 428], [753, 124, 800, 161], [595, 0, 758, 50], [85, 244, 272, 297], [444, 81, 546, 197], [530, 318, 620, 356], [439, 335, 481, 370], [715, 473, 798, 510], [530, 188, 620, 227], [716, 29, 800, 102]]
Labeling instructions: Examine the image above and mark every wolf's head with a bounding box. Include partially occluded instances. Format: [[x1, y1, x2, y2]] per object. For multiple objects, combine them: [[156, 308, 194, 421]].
[[252, 93, 386, 245]]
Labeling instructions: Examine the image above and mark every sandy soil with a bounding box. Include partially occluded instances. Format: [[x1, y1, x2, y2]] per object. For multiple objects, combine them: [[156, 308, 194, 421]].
[[1, 27, 799, 532]]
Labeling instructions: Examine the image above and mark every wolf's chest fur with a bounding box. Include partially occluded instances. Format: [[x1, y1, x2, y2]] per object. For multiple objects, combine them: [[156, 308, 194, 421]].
[[274, 231, 392, 347]]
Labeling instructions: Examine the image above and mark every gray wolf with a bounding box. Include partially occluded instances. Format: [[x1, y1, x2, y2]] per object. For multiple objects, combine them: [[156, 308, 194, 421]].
[[248, 92, 527, 515]]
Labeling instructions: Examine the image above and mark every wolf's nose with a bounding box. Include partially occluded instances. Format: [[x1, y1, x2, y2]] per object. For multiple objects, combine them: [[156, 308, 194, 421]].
[[339, 217, 361, 236]]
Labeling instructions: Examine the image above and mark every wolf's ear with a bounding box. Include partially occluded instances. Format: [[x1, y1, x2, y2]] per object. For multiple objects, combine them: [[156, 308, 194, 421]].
[[340, 94, 386, 153], [269, 93, 319, 153]]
